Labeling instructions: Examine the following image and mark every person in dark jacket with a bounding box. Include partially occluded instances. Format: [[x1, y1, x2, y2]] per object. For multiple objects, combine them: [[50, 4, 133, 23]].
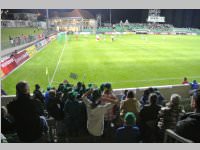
[[138, 93, 161, 142], [7, 81, 44, 142], [175, 90, 200, 143], [64, 91, 87, 137], [116, 112, 141, 143], [33, 84, 45, 105], [1, 106, 15, 135]]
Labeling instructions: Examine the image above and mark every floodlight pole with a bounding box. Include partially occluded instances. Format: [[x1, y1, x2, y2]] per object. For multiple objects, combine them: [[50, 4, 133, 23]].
[[110, 9, 112, 27], [46, 9, 49, 31]]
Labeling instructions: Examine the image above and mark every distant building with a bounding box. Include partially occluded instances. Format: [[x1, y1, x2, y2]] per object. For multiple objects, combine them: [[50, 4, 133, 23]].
[[48, 9, 96, 32], [13, 13, 38, 21]]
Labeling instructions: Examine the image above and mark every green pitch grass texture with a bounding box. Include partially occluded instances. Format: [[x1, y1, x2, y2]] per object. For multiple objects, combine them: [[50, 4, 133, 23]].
[[2, 34, 200, 94]]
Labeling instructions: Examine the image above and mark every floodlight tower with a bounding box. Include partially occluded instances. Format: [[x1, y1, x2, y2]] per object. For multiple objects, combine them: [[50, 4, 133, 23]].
[[147, 9, 165, 24]]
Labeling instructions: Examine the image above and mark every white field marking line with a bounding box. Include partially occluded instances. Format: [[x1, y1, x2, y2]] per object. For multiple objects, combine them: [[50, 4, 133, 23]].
[[50, 39, 66, 86], [51, 76, 200, 85]]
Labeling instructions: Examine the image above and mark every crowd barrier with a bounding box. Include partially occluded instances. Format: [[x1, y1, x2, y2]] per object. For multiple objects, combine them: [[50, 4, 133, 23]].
[[1, 84, 194, 107]]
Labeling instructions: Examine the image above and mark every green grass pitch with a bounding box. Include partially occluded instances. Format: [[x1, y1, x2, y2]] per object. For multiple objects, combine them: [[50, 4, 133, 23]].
[[2, 34, 200, 94]]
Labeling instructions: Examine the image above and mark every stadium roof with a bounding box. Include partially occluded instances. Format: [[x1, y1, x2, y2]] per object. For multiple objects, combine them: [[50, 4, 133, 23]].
[[60, 9, 94, 19]]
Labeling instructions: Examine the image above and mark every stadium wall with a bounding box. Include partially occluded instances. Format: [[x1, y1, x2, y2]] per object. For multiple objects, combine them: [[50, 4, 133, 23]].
[[1, 84, 194, 107]]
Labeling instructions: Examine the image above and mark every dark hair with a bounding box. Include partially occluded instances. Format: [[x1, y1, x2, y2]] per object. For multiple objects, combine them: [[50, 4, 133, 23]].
[[49, 89, 56, 97], [149, 93, 158, 105], [91, 89, 101, 102], [35, 84, 40, 90], [127, 91, 135, 99], [16, 81, 29, 95]]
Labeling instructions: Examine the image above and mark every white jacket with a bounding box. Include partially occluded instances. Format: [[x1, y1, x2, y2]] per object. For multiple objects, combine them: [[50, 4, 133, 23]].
[[83, 97, 114, 136]]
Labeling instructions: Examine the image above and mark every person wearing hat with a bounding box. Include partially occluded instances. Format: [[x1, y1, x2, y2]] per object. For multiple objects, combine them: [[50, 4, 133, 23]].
[[116, 112, 141, 143], [175, 90, 200, 143]]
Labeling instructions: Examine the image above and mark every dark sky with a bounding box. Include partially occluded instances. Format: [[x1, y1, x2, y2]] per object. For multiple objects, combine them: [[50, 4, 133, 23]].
[[1, 9, 200, 28]]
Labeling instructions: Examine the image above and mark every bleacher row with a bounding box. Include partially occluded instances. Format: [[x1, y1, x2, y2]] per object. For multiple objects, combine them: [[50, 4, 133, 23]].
[[82, 23, 200, 34]]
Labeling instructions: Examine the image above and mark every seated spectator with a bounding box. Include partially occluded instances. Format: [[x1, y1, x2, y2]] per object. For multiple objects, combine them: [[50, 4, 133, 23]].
[[7, 81, 48, 142], [33, 84, 45, 105], [81, 89, 119, 142], [157, 94, 183, 142], [120, 91, 140, 119], [138, 93, 161, 142], [182, 77, 189, 85], [175, 90, 200, 142], [116, 112, 141, 143]]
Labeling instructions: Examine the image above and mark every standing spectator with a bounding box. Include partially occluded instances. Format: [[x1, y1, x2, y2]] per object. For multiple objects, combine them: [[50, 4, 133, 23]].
[[189, 80, 199, 95], [116, 112, 141, 143], [175, 90, 200, 142], [120, 90, 140, 119], [7, 81, 47, 142], [140, 89, 150, 109], [64, 91, 86, 137], [33, 84, 45, 105], [101, 85, 119, 138], [121, 90, 128, 101], [138, 93, 161, 142], [9, 35, 14, 47], [47, 90, 65, 137], [1, 88, 7, 96], [44, 87, 51, 107], [182, 77, 189, 85], [81, 89, 119, 142]]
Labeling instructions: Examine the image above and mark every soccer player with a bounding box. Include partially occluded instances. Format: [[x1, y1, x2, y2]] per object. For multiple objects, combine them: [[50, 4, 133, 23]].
[[111, 35, 114, 42], [96, 35, 100, 41]]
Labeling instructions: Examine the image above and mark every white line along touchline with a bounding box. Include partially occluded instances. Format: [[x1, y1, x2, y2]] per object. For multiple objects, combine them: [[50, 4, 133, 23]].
[[50, 36, 66, 86]]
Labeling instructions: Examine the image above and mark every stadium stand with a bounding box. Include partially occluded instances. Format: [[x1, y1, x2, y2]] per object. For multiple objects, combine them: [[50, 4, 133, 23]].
[[1, 27, 45, 50], [1, 80, 199, 143]]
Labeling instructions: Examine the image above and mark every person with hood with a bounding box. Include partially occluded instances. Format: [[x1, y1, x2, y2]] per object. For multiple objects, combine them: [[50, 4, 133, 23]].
[[175, 90, 200, 143]]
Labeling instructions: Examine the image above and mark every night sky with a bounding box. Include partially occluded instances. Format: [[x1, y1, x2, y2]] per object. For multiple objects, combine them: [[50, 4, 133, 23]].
[[1, 9, 200, 28]]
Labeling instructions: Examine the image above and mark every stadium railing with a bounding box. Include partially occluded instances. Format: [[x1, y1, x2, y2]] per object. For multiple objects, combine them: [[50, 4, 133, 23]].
[[163, 129, 193, 143]]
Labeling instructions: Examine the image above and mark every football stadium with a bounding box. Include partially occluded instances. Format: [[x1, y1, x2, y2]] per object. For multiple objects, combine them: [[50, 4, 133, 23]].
[[1, 9, 200, 143]]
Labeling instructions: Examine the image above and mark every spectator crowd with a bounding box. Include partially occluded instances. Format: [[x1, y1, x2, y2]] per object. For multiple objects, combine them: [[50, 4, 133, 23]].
[[1, 79, 200, 143]]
